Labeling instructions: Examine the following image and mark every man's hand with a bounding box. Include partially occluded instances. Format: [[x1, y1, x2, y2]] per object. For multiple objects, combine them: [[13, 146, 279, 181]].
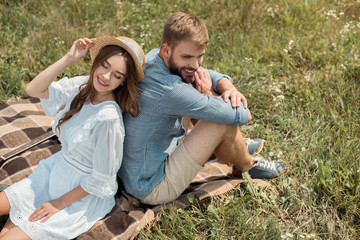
[[192, 68, 249, 109], [29, 199, 64, 223], [216, 77, 248, 109], [193, 67, 218, 96], [221, 89, 248, 109]]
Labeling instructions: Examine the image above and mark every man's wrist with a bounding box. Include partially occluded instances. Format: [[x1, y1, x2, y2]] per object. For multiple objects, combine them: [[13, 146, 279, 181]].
[[216, 77, 233, 94]]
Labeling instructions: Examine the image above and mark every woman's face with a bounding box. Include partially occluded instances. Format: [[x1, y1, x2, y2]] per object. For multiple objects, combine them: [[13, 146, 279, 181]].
[[93, 53, 127, 97]]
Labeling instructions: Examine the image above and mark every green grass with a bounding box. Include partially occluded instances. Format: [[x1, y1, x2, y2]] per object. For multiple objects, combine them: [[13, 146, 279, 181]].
[[1, 0, 359, 239]]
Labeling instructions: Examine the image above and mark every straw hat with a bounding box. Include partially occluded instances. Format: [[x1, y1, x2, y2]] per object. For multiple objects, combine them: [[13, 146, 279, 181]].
[[90, 36, 145, 81]]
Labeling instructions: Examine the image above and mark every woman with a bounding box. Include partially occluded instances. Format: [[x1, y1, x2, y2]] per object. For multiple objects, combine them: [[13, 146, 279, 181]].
[[0, 36, 145, 239]]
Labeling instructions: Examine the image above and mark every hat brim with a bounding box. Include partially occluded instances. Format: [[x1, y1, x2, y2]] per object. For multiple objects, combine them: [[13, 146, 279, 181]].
[[90, 36, 144, 81]]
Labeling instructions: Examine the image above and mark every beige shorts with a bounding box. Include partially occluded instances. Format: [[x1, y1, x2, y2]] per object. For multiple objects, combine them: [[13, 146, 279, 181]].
[[140, 141, 202, 205]]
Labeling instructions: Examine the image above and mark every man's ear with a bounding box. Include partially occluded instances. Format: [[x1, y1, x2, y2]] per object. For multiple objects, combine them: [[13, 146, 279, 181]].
[[160, 43, 171, 58]]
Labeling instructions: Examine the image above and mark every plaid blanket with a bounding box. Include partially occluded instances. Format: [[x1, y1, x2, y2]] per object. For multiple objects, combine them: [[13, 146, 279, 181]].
[[0, 97, 276, 239]]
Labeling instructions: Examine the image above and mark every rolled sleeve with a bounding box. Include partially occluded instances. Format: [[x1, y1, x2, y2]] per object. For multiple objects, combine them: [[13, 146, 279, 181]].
[[80, 118, 124, 199], [233, 103, 249, 126], [162, 83, 248, 126]]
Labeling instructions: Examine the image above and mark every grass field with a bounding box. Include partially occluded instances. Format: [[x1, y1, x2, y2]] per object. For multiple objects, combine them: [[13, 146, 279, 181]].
[[1, 0, 359, 239]]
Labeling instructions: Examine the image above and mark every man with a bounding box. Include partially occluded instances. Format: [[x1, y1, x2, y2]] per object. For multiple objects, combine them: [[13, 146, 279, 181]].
[[118, 12, 286, 205]]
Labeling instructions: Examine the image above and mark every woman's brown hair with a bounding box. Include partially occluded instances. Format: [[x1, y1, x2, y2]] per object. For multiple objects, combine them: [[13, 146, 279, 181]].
[[55, 45, 140, 132]]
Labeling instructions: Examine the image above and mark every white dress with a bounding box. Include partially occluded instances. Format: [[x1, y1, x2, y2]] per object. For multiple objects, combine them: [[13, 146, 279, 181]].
[[4, 75, 125, 239]]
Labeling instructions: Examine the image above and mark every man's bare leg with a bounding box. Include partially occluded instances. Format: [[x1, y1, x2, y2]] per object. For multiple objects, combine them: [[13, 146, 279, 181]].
[[183, 120, 254, 170]]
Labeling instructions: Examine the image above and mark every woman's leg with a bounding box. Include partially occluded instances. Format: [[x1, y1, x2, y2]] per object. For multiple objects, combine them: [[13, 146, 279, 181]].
[[0, 192, 10, 215], [0, 221, 31, 240], [0, 218, 14, 238], [0, 193, 30, 240], [0, 191, 12, 237]]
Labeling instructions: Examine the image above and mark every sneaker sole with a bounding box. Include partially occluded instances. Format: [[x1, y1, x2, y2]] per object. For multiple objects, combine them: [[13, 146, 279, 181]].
[[267, 168, 287, 179], [254, 139, 264, 154]]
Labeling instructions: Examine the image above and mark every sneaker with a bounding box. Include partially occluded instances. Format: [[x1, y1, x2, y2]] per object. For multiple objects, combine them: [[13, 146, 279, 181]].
[[245, 138, 264, 155], [232, 156, 286, 179]]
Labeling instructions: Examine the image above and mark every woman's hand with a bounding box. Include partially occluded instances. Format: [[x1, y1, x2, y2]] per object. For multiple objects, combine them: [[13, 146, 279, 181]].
[[28, 199, 64, 223], [66, 38, 94, 62]]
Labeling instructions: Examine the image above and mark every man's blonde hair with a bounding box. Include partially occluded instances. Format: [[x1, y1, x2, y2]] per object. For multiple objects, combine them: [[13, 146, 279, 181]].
[[162, 12, 209, 48]]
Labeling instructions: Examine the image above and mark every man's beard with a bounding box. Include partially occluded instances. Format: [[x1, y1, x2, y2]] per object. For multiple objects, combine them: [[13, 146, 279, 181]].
[[168, 54, 196, 84]]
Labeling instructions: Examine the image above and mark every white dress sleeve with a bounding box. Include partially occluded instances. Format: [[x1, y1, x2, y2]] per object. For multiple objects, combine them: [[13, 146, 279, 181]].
[[80, 117, 124, 199], [40, 75, 89, 116]]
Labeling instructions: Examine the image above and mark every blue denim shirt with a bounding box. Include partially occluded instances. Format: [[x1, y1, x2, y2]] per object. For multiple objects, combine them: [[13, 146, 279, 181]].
[[118, 49, 249, 199]]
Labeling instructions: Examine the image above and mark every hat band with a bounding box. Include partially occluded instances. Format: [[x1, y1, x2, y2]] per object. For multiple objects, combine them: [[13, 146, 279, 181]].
[[121, 40, 143, 65]]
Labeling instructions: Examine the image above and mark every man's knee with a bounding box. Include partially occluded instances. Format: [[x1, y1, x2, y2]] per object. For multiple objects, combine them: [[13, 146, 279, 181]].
[[198, 120, 237, 133]]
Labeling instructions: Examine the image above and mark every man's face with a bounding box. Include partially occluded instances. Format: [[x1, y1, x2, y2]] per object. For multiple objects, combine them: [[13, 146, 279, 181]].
[[167, 41, 205, 84]]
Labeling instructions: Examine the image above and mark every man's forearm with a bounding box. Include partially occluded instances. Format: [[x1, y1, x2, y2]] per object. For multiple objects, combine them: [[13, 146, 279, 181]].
[[216, 77, 237, 94]]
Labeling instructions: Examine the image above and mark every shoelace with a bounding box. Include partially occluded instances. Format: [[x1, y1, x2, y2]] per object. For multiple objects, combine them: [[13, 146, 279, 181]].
[[252, 157, 277, 171], [245, 139, 258, 145]]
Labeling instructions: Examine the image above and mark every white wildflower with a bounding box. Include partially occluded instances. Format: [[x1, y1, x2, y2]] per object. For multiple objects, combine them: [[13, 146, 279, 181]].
[[283, 49, 288, 53], [54, 37, 64, 46], [245, 57, 253, 61], [307, 233, 316, 238], [341, 64, 346, 70], [300, 234, 306, 238], [286, 232, 294, 238], [278, 95, 285, 100], [273, 97, 277, 102], [266, 7, 275, 17], [340, 22, 352, 35], [274, 86, 282, 93], [325, 10, 339, 20], [302, 147, 306, 152], [281, 234, 287, 239], [304, 75, 311, 81], [269, 152, 274, 156]]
